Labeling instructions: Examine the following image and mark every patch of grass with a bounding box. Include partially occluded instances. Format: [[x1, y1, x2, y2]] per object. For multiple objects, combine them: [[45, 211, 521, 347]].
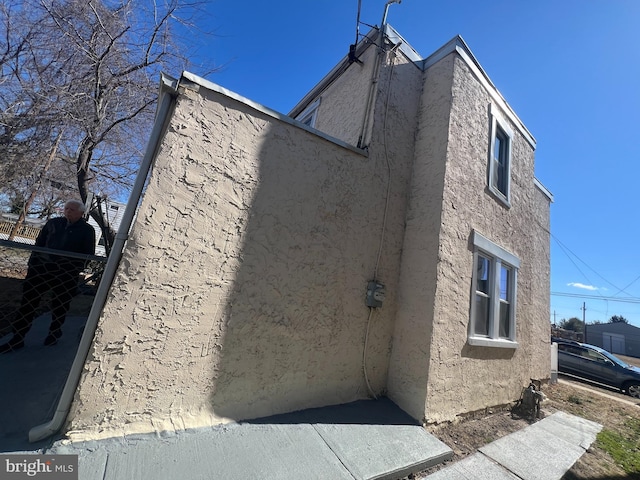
[[567, 395, 583, 405], [596, 417, 640, 475]]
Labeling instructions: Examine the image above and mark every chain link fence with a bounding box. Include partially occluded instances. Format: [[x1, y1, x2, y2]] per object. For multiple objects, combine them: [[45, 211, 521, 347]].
[[0, 240, 106, 338]]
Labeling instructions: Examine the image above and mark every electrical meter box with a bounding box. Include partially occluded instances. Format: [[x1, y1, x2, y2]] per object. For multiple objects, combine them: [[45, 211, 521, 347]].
[[365, 281, 385, 308]]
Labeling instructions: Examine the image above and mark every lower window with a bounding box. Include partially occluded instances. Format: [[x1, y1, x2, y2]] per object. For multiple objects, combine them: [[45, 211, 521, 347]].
[[469, 231, 520, 348]]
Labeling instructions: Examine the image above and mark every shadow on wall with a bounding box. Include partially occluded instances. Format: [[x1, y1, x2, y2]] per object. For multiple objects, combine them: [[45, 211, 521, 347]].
[[204, 101, 395, 421], [244, 397, 420, 426]]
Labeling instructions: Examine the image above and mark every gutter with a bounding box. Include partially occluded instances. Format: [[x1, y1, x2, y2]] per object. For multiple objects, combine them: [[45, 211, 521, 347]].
[[29, 73, 180, 443]]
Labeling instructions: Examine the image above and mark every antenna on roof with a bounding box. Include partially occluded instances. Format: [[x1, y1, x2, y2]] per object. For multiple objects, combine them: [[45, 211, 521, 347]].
[[348, 0, 364, 64]]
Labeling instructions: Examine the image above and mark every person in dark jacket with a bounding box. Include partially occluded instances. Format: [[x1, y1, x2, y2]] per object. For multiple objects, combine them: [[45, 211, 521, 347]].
[[0, 199, 95, 353]]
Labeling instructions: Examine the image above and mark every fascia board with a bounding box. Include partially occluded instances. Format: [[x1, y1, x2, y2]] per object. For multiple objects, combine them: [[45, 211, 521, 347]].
[[534, 177, 554, 203], [424, 36, 537, 150], [179, 71, 367, 157], [385, 24, 423, 64]]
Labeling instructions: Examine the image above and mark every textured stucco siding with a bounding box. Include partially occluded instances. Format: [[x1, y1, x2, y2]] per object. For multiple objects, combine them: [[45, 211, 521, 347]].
[[387, 55, 454, 420], [68, 62, 421, 439], [310, 42, 422, 151], [311, 45, 377, 146], [387, 51, 551, 424], [423, 54, 551, 423]]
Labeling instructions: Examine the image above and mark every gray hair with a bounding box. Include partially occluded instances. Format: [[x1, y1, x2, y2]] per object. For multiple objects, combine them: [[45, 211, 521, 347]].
[[65, 199, 86, 212]]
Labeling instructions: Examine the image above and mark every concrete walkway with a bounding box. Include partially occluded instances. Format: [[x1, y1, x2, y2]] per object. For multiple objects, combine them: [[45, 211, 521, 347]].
[[35, 399, 454, 480], [3, 406, 601, 480], [424, 411, 602, 480], [0, 313, 85, 452], [1, 315, 601, 480]]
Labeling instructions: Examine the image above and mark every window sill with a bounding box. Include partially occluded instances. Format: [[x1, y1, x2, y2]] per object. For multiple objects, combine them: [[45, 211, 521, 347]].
[[468, 337, 519, 349], [488, 187, 512, 208]]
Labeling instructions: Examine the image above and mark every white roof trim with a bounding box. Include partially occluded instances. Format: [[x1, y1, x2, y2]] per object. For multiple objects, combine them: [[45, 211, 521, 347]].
[[422, 36, 536, 150], [179, 71, 367, 157], [534, 178, 554, 202]]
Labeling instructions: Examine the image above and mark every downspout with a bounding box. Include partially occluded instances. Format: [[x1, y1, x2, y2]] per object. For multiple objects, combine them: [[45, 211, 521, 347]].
[[29, 74, 180, 443], [357, 0, 401, 149]]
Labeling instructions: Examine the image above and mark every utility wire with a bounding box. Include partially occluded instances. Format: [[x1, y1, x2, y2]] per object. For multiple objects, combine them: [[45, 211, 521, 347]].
[[551, 292, 640, 304], [552, 233, 638, 298]]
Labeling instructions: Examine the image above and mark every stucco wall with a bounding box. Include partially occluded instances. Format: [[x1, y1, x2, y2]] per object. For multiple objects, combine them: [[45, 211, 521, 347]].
[[387, 54, 454, 420], [68, 37, 550, 437], [387, 51, 551, 424], [311, 45, 377, 146], [423, 54, 551, 423], [68, 61, 421, 439]]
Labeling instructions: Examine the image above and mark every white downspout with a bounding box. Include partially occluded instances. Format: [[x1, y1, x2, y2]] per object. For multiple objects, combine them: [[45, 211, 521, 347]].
[[29, 74, 179, 443]]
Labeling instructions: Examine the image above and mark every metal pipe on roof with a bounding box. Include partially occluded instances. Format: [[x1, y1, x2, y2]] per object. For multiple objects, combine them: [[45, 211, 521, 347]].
[[381, 0, 401, 28], [357, 0, 401, 149]]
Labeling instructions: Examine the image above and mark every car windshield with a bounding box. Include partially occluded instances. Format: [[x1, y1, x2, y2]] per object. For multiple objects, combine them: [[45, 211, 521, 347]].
[[595, 347, 630, 368]]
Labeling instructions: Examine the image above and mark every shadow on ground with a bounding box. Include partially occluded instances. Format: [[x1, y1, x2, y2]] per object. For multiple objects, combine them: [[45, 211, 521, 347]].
[[0, 313, 87, 452]]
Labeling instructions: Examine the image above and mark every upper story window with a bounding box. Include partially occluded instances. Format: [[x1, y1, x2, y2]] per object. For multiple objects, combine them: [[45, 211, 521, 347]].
[[488, 104, 513, 206], [469, 231, 520, 349], [296, 97, 321, 128]]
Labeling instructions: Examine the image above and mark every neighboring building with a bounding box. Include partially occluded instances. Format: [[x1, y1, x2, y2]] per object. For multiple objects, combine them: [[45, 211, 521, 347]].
[[67, 25, 552, 440], [86, 199, 126, 257], [585, 322, 640, 358]]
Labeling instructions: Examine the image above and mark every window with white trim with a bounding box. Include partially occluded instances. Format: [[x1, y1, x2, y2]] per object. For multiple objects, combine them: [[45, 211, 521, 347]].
[[488, 105, 513, 205], [469, 231, 520, 348], [296, 98, 321, 128]]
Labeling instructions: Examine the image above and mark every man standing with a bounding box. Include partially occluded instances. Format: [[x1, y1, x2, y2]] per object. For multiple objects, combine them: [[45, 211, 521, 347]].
[[0, 199, 95, 353]]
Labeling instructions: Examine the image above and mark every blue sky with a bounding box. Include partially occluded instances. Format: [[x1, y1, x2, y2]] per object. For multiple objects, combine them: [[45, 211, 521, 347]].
[[185, 0, 640, 328]]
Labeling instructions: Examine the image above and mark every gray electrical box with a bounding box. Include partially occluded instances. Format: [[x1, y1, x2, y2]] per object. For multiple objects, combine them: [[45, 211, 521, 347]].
[[365, 281, 385, 308]]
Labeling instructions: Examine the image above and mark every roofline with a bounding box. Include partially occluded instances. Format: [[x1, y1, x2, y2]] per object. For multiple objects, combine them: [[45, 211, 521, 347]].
[[423, 35, 536, 149], [289, 26, 425, 119], [177, 71, 367, 157], [289, 27, 382, 119], [290, 28, 536, 151], [534, 177, 554, 202]]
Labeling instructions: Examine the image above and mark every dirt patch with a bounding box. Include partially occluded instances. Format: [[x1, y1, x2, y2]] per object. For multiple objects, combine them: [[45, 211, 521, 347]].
[[415, 371, 640, 479]]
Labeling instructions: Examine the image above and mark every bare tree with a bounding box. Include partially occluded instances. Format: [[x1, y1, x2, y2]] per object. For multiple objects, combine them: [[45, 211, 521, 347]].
[[1, 0, 211, 251]]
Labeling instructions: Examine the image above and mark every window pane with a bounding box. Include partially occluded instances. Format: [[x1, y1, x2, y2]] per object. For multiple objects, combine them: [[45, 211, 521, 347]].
[[474, 294, 490, 336], [500, 265, 510, 300], [499, 265, 511, 338], [499, 301, 510, 338], [493, 129, 508, 195], [476, 255, 490, 294]]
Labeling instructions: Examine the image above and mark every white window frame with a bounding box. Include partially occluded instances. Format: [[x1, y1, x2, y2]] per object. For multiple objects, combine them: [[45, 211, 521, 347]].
[[469, 231, 520, 348], [296, 97, 321, 128], [488, 104, 514, 207]]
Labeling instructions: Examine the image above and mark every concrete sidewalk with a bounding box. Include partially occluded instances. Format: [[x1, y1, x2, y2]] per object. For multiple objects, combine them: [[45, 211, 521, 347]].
[[5, 407, 600, 480], [424, 411, 602, 480], [1, 314, 601, 480], [45, 398, 454, 480], [0, 313, 85, 452]]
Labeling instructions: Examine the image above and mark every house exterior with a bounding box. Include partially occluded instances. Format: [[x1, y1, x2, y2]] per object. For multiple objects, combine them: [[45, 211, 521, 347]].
[[585, 322, 640, 358], [65, 25, 552, 440], [86, 199, 127, 257]]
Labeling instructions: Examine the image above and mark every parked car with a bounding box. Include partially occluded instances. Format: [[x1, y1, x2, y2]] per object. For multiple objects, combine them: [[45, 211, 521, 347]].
[[554, 339, 640, 398]]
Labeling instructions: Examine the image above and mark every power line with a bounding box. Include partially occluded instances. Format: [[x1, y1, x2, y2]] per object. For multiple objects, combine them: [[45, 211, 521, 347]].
[[552, 291, 640, 304], [551, 233, 639, 299]]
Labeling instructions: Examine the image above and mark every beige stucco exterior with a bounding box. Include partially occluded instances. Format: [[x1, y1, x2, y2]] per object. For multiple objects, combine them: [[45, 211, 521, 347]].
[[67, 29, 551, 440], [387, 51, 551, 423]]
